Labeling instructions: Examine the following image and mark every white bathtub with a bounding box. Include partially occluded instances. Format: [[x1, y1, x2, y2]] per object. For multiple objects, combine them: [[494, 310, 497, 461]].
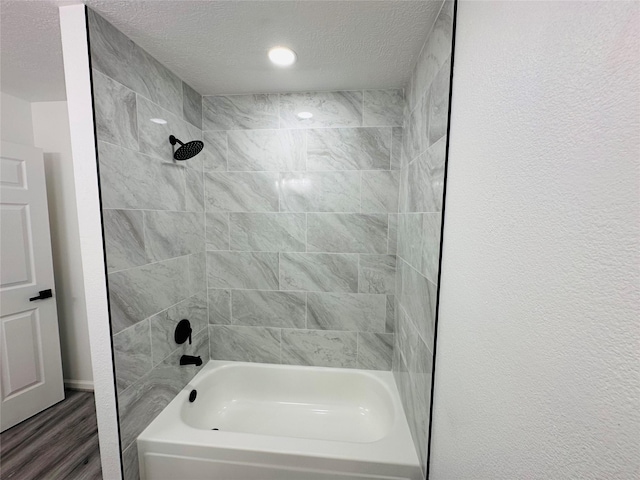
[[137, 360, 422, 480]]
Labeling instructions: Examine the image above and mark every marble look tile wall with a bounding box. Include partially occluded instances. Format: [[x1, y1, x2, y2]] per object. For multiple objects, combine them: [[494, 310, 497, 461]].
[[203, 88, 403, 371], [392, 0, 453, 476], [88, 10, 206, 479]]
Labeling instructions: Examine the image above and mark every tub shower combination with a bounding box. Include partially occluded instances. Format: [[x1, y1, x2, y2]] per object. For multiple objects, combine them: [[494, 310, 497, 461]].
[[138, 361, 422, 480], [87, 4, 453, 478], [138, 128, 424, 477]]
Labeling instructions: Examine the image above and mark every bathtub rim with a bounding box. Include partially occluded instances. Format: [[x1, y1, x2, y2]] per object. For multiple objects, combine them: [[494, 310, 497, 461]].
[[137, 360, 422, 478]]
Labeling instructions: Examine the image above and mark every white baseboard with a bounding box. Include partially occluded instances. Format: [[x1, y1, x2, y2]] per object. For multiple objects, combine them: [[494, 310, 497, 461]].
[[64, 379, 94, 391]]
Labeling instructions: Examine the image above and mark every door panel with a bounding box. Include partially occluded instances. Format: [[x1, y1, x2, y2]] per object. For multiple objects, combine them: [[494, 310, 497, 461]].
[[0, 204, 34, 287], [0, 141, 64, 432], [1, 308, 44, 397]]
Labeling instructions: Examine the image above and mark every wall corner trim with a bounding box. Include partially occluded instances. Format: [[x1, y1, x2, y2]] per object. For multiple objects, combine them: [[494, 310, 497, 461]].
[[58, 5, 122, 479]]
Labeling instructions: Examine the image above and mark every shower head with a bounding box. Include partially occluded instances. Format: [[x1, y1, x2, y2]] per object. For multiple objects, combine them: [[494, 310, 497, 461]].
[[169, 135, 204, 161]]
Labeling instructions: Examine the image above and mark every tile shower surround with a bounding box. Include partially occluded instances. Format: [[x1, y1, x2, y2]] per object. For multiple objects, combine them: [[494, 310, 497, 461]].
[[88, 10, 207, 480], [202, 89, 403, 372], [89, 4, 449, 478], [392, 0, 454, 476]]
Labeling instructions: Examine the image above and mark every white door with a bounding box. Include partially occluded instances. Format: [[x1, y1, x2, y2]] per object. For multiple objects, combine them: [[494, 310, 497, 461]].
[[0, 141, 64, 432]]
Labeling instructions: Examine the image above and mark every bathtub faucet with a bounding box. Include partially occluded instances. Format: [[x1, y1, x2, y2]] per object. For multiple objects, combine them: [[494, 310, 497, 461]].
[[180, 355, 202, 366]]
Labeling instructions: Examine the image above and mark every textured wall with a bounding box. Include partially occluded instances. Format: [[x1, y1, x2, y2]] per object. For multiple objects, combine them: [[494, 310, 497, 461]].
[[392, 0, 452, 475], [88, 10, 207, 480], [431, 2, 640, 479], [202, 90, 402, 370]]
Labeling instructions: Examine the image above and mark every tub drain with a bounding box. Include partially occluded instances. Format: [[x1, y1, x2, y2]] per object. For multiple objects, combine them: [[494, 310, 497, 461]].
[[211, 428, 219, 431]]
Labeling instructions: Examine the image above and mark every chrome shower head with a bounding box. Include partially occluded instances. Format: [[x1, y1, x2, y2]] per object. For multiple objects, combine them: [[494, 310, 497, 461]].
[[169, 135, 204, 161]]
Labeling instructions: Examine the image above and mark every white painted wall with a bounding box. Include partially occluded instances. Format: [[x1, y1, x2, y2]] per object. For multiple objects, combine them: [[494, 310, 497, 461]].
[[32, 101, 93, 390], [431, 2, 640, 479], [1, 91, 34, 145], [59, 5, 121, 478]]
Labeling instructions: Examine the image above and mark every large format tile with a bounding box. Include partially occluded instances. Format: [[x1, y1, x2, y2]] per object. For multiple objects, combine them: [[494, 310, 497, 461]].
[[182, 82, 202, 129], [202, 131, 227, 172], [205, 172, 279, 212], [229, 213, 305, 252], [144, 211, 204, 262], [209, 325, 281, 363], [122, 442, 139, 480], [306, 293, 386, 332], [207, 251, 278, 290], [88, 9, 183, 117], [137, 95, 203, 171], [205, 212, 230, 250], [92, 70, 138, 150], [396, 307, 434, 474], [357, 332, 393, 370], [361, 171, 400, 213], [397, 258, 438, 348], [398, 213, 423, 270], [391, 127, 403, 170], [406, 136, 446, 213], [306, 128, 391, 171], [149, 292, 208, 366], [386, 295, 396, 333], [307, 213, 388, 254], [103, 209, 146, 273], [189, 252, 207, 295], [280, 253, 358, 293], [279, 91, 363, 128], [281, 330, 357, 368], [278, 172, 360, 213], [202, 94, 279, 131], [117, 333, 207, 450], [227, 129, 305, 171], [232, 290, 306, 329], [185, 169, 205, 212], [388, 214, 398, 255], [363, 90, 404, 127], [113, 319, 153, 393], [359, 254, 397, 294], [428, 57, 451, 146], [98, 141, 185, 211], [405, 92, 429, 162], [108, 257, 190, 334], [208, 289, 231, 325], [420, 212, 442, 284]]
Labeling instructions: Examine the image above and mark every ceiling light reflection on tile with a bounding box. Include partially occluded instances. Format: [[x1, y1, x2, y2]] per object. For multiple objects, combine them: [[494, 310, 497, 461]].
[[297, 111, 313, 119], [150, 118, 167, 124]]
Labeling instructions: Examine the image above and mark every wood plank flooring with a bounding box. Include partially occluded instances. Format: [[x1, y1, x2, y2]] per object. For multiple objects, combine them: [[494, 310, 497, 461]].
[[0, 390, 102, 480]]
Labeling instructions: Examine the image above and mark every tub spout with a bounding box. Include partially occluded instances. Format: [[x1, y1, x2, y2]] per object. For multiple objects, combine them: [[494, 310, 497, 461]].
[[180, 355, 202, 366]]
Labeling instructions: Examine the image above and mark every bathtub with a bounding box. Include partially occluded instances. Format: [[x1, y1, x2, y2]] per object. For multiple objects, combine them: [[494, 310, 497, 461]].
[[137, 360, 422, 480]]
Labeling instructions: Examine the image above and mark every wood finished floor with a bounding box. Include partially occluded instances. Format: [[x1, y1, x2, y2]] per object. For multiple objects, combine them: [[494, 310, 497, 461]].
[[0, 390, 102, 480]]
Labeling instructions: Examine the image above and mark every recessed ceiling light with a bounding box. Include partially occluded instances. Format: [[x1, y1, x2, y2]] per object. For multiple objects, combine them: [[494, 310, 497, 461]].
[[297, 111, 313, 119], [268, 46, 297, 67], [150, 118, 167, 124]]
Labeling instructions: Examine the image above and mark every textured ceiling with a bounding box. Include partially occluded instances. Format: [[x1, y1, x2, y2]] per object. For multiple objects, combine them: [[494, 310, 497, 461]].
[[1, 1, 442, 101], [1, 1, 67, 101]]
